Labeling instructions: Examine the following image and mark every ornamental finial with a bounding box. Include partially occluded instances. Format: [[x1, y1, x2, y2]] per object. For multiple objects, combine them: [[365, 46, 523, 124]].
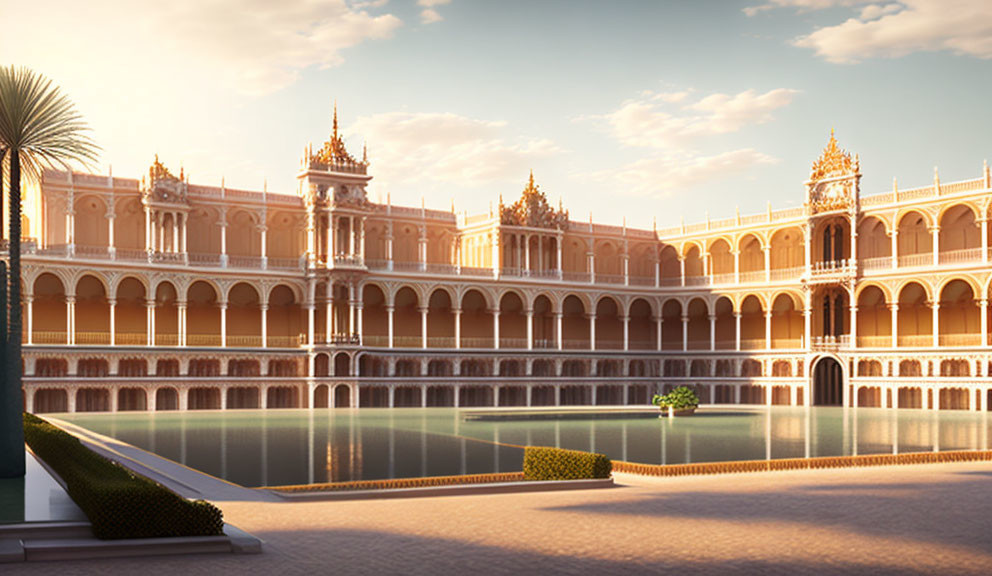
[[362, 141, 368, 164], [333, 99, 339, 140]]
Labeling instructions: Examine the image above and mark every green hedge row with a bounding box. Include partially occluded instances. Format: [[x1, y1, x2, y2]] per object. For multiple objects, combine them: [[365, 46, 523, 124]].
[[523, 446, 612, 481], [23, 413, 224, 540]]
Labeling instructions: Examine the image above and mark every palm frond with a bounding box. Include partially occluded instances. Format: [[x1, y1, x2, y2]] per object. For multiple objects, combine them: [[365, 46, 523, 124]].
[[0, 65, 101, 182]]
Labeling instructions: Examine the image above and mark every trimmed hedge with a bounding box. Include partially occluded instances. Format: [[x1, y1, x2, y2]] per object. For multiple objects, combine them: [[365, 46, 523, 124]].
[[613, 449, 992, 478], [523, 446, 612, 481], [23, 413, 224, 540], [272, 472, 526, 493]]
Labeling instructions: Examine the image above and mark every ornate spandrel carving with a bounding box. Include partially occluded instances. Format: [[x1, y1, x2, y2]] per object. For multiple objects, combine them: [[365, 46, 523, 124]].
[[500, 172, 569, 230]]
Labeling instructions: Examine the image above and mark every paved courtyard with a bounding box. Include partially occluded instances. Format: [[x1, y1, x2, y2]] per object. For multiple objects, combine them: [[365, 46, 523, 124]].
[[8, 462, 992, 575]]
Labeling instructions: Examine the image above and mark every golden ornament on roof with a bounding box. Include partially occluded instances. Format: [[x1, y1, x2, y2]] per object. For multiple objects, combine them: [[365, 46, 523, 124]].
[[809, 129, 855, 181]]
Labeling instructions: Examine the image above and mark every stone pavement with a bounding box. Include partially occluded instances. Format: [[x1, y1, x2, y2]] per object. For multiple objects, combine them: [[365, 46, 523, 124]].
[[7, 461, 992, 575]]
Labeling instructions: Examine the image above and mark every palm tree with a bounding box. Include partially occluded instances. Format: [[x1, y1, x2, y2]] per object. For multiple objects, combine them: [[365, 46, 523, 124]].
[[0, 67, 98, 477]]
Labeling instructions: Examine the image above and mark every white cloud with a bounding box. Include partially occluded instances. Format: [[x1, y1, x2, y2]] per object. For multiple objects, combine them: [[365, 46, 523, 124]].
[[595, 88, 798, 149], [583, 149, 780, 197], [418, 0, 451, 24], [748, 0, 992, 64], [576, 87, 794, 197], [744, 0, 868, 17], [2, 0, 402, 96], [348, 111, 559, 199]]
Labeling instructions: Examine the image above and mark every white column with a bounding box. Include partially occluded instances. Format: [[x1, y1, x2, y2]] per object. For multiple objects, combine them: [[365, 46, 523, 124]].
[[932, 302, 940, 347], [765, 311, 773, 350], [454, 308, 462, 349], [589, 313, 596, 351], [332, 281, 340, 342], [679, 257, 686, 287], [178, 301, 187, 347], [622, 315, 629, 351], [180, 213, 188, 258], [220, 302, 228, 347], [763, 245, 771, 283], [524, 234, 531, 273], [260, 226, 268, 269], [387, 305, 395, 348], [654, 259, 661, 288], [420, 307, 428, 348], [681, 314, 688, 351], [354, 304, 362, 343], [655, 315, 663, 351], [261, 304, 269, 347], [734, 312, 742, 351], [556, 312, 563, 351], [172, 213, 179, 253], [219, 221, 228, 267], [146, 298, 155, 345], [144, 207, 152, 252], [733, 250, 740, 284], [309, 304, 317, 345], [556, 235, 563, 279], [980, 299, 988, 347], [25, 295, 34, 345], [493, 310, 501, 349], [64, 296, 74, 343], [108, 298, 116, 345], [526, 309, 534, 350], [107, 214, 116, 259], [889, 302, 899, 346]]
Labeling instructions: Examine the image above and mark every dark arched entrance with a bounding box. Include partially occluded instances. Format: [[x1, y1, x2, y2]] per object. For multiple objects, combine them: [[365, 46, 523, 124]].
[[813, 356, 843, 406], [334, 384, 351, 408]]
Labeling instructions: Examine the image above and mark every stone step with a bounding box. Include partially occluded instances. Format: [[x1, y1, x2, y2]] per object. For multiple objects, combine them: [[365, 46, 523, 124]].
[[23, 535, 232, 562]]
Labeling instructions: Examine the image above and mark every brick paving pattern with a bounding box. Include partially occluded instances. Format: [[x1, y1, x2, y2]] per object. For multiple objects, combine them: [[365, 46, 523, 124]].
[[8, 462, 992, 575]]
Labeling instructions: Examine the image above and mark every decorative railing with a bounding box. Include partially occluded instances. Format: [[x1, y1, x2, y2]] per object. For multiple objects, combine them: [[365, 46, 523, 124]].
[[938, 333, 983, 347], [75, 331, 111, 345], [739, 339, 766, 350], [938, 247, 984, 265], [115, 332, 147, 346], [333, 254, 364, 267], [156, 334, 179, 346], [856, 335, 891, 348], [811, 334, 850, 350], [769, 266, 804, 281], [267, 335, 306, 348], [897, 253, 932, 268], [897, 335, 931, 347], [31, 331, 68, 345], [187, 334, 222, 347]]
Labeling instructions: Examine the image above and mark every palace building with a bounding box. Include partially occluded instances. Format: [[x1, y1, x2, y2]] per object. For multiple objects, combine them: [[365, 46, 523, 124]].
[[5, 114, 992, 414]]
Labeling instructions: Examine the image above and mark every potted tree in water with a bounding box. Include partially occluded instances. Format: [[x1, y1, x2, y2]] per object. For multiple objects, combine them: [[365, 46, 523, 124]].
[[652, 386, 700, 417]]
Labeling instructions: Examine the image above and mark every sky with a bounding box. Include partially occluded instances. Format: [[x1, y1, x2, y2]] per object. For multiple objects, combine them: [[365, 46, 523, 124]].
[[2, 0, 990, 229]]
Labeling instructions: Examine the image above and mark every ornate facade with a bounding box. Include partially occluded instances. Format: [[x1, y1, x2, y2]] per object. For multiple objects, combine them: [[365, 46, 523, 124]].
[[5, 123, 992, 414]]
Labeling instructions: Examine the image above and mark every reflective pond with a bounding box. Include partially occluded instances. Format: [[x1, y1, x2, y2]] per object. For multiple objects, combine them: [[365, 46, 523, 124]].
[[55, 407, 992, 488]]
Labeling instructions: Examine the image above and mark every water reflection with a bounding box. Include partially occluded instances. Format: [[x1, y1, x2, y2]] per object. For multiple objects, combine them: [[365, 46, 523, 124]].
[[56, 407, 992, 488]]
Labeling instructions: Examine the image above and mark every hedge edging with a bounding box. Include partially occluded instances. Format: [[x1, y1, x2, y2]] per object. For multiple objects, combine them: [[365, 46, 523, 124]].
[[269, 472, 526, 493], [613, 450, 992, 477], [23, 413, 224, 540]]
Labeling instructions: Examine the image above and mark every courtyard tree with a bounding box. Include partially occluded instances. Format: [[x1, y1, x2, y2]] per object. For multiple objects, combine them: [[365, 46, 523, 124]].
[[0, 66, 98, 477]]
